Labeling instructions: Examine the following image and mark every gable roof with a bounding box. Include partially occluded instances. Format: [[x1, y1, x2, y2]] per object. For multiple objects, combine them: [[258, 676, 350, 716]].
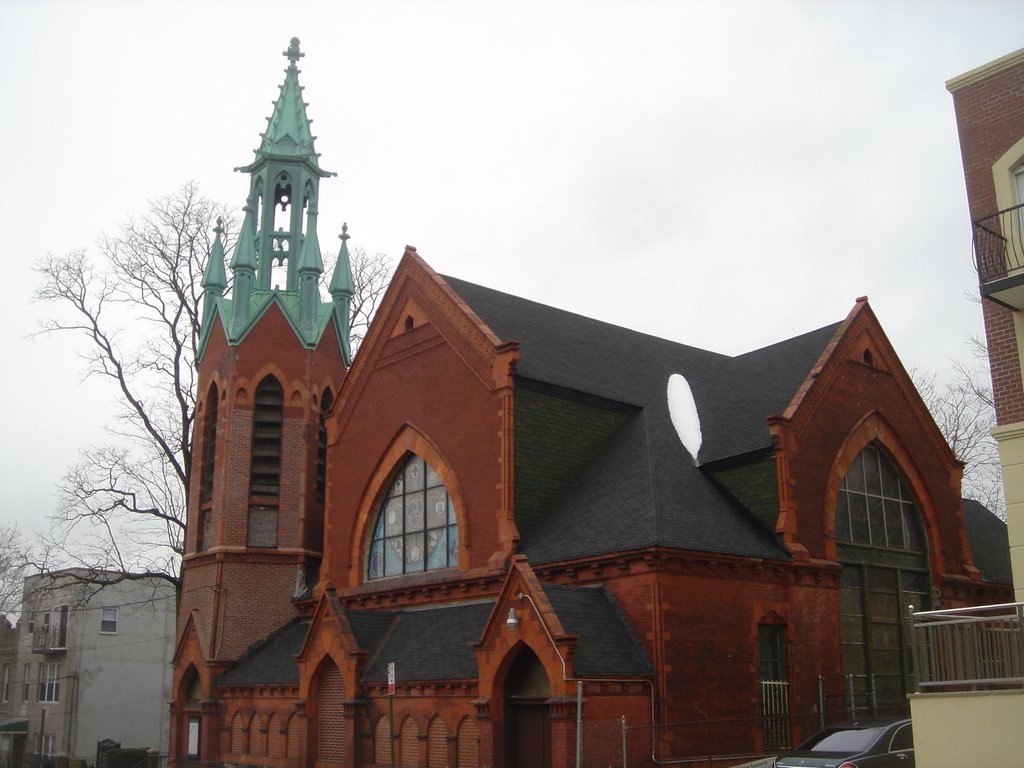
[[963, 499, 1012, 584], [442, 276, 839, 563]]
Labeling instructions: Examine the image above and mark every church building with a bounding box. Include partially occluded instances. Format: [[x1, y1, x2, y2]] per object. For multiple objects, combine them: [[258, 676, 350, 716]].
[[169, 40, 1011, 768]]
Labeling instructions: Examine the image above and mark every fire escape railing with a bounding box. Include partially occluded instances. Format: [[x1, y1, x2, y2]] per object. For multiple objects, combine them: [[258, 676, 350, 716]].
[[909, 602, 1024, 691], [974, 203, 1024, 286]]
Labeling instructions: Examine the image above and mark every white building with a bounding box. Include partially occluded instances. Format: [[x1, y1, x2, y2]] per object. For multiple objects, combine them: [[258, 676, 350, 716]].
[[13, 571, 175, 763]]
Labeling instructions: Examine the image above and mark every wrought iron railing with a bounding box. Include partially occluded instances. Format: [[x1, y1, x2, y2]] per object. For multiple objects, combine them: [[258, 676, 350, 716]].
[[974, 203, 1024, 285], [909, 602, 1024, 691]]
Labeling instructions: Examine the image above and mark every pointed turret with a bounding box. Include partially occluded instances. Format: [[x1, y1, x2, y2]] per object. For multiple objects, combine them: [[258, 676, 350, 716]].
[[297, 202, 325, 338], [229, 199, 258, 338], [200, 218, 228, 331], [330, 223, 355, 364]]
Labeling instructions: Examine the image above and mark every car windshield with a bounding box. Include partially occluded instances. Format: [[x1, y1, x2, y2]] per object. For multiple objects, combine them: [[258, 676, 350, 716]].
[[808, 726, 885, 753]]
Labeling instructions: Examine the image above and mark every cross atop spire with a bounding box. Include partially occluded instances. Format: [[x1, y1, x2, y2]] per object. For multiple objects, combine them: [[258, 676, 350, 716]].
[[284, 37, 304, 65]]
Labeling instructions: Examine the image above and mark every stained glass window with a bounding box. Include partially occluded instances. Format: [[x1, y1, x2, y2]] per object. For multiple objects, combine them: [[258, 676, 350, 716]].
[[835, 443, 924, 553], [368, 454, 458, 580]]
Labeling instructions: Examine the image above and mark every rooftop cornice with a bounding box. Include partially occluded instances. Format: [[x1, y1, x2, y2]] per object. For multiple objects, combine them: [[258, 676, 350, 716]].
[[946, 47, 1024, 93]]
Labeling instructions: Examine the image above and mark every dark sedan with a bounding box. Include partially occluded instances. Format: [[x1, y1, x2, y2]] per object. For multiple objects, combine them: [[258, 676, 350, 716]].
[[774, 719, 914, 767]]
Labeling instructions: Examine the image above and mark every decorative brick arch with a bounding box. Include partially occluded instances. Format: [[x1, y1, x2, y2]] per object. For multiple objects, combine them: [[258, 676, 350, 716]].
[[230, 711, 245, 754], [822, 410, 944, 570], [374, 715, 392, 766], [457, 716, 479, 768], [348, 423, 470, 583], [399, 715, 419, 768], [266, 712, 282, 758], [312, 656, 345, 762], [427, 715, 448, 768]]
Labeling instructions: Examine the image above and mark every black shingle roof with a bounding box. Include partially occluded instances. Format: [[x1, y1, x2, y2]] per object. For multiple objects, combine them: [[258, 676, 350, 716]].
[[444, 276, 837, 563], [542, 584, 653, 676], [963, 499, 1012, 585], [359, 601, 494, 683], [216, 619, 309, 687], [216, 589, 657, 688]]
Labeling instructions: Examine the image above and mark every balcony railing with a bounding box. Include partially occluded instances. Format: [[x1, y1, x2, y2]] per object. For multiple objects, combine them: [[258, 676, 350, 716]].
[[974, 203, 1024, 310], [909, 602, 1024, 691]]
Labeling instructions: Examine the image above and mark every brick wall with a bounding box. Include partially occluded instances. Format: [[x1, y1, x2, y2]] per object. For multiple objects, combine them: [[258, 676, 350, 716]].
[[950, 56, 1024, 425]]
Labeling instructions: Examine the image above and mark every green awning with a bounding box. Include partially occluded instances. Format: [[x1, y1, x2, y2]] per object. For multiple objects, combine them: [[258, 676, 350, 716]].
[[0, 718, 27, 734]]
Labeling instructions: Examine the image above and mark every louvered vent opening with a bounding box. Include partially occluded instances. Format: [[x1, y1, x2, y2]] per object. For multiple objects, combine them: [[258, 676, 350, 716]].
[[250, 377, 284, 497], [200, 386, 219, 503]]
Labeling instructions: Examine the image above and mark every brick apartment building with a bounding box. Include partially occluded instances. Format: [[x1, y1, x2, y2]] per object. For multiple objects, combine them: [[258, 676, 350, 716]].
[[947, 47, 1024, 599], [169, 39, 1011, 768]]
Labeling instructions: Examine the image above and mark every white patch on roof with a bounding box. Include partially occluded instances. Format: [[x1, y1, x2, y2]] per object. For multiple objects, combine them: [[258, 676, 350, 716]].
[[667, 373, 702, 464]]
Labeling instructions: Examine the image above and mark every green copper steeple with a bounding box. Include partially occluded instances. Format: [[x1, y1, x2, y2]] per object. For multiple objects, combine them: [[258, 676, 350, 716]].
[[234, 37, 335, 293], [198, 39, 353, 366]]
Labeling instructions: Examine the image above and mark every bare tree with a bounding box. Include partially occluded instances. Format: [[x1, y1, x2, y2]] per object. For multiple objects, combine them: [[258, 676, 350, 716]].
[[33, 183, 394, 596], [0, 526, 26, 620], [915, 352, 1004, 519], [345, 245, 393, 354]]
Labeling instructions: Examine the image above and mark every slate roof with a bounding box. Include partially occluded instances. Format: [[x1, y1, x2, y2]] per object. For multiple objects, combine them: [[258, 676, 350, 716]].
[[542, 584, 653, 676], [217, 588, 655, 687], [443, 276, 838, 564], [217, 619, 309, 687], [359, 601, 493, 683], [963, 498, 1012, 584]]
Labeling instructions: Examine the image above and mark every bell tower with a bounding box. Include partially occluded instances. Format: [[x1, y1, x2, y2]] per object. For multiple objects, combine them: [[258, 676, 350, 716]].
[[172, 41, 353, 753]]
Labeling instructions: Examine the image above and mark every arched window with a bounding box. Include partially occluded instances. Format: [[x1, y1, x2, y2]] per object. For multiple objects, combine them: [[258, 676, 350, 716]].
[[200, 385, 219, 503], [316, 388, 334, 505], [249, 375, 283, 548], [367, 454, 459, 580], [835, 442, 925, 552], [833, 442, 929, 717]]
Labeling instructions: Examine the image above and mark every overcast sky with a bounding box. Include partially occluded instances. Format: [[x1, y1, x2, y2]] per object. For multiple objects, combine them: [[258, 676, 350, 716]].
[[2, 1, 1022, 538]]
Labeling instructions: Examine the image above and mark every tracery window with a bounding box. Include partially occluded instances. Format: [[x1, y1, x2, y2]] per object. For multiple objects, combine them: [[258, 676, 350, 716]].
[[834, 443, 924, 552], [368, 454, 458, 580]]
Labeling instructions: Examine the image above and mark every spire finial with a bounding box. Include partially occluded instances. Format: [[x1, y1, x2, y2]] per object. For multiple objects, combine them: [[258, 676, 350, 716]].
[[214, 216, 224, 236], [340, 222, 349, 243], [284, 37, 304, 65]]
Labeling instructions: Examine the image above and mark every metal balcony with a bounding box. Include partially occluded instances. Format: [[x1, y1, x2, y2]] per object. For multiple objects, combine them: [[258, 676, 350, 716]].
[[909, 602, 1024, 691], [31, 627, 67, 655], [974, 203, 1024, 310]]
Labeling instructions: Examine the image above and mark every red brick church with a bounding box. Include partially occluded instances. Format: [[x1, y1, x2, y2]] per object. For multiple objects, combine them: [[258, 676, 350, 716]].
[[169, 40, 1011, 768]]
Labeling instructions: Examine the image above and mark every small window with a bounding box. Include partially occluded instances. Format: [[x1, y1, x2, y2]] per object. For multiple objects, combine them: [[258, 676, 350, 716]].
[[187, 716, 201, 759], [22, 663, 30, 703], [38, 663, 59, 703], [100, 607, 118, 634], [1, 663, 9, 703], [758, 624, 786, 681]]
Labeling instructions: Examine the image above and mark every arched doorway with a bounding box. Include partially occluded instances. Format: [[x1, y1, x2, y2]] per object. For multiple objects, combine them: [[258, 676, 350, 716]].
[[504, 646, 551, 768], [834, 443, 930, 717]]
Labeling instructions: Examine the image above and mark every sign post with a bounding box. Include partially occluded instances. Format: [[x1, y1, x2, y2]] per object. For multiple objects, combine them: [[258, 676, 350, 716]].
[[388, 662, 396, 768]]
